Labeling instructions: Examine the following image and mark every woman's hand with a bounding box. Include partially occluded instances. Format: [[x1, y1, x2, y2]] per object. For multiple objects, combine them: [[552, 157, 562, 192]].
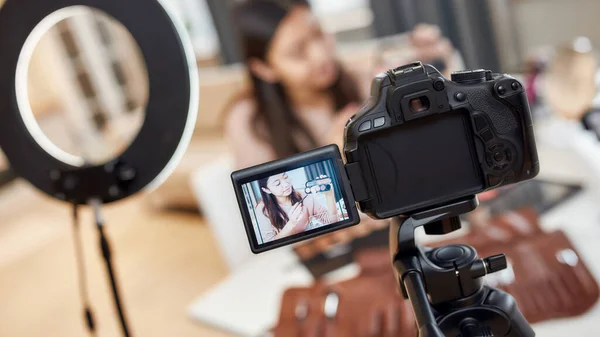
[[316, 175, 340, 223], [304, 175, 341, 225], [273, 202, 309, 240], [287, 202, 310, 232], [411, 24, 456, 76], [373, 24, 457, 78]]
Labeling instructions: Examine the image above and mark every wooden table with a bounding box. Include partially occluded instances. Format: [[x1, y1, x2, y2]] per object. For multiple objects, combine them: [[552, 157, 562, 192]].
[[0, 180, 233, 337]]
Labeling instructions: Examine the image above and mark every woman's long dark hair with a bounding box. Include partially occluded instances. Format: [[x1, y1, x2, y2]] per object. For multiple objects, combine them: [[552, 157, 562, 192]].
[[232, 0, 361, 158], [258, 176, 302, 231]]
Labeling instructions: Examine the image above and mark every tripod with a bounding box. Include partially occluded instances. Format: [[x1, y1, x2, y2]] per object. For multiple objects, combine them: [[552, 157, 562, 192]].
[[389, 196, 535, 337]]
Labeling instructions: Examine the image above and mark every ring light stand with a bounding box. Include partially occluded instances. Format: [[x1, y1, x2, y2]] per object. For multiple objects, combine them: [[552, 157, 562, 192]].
[[0, 0, 199, 335]]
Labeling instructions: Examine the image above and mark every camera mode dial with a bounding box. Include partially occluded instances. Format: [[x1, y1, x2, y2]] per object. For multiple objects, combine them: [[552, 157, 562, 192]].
[[451, 69, 492, 84]]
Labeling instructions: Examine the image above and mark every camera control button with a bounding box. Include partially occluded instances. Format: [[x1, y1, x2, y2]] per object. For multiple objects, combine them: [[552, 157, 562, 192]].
[[358, 121, 372, 132], [485, 153, 494, 167], [455, 92, 466, 102], [493, 163, 508, 171], [474, 115, 488, 131], [433, 78, 445, 91], [497, 85, 507, 95], [488, 175, 502, 187], [511, 82, 520, 90], [481, 129, 494, 142], [373, 117, 386, 128], [493, 151, 505, 162], [489, 144, 504, 152]]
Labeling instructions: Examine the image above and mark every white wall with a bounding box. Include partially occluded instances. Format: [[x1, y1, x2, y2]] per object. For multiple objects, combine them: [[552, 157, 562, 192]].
[[514, 0, 600, 55]]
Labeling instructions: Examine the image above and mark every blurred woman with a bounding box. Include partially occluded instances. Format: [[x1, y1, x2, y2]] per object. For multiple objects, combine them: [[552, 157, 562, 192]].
[[226, 0, 456, 169]]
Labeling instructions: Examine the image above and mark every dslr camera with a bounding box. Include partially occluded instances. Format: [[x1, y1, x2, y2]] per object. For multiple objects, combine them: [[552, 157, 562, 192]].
[[232, 62, 539, 253]]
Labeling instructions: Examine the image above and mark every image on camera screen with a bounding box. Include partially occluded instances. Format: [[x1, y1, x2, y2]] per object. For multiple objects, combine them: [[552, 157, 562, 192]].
[[240, 159, 350, 245]]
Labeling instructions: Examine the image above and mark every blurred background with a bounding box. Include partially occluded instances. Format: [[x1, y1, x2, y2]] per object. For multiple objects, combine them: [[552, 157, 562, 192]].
[[2, 0, 600, 336]]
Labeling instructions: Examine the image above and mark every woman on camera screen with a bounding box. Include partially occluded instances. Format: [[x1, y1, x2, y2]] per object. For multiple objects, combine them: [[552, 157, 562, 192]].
[[226, 0, 458, 170], [253, 171, 342, 242]]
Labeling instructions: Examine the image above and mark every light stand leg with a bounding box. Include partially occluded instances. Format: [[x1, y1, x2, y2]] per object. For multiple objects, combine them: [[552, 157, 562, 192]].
[[91, 199, 132, 337], [72, 204, 97, 335]]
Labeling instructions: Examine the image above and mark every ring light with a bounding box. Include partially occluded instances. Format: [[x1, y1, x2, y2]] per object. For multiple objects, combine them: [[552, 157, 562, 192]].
[[0, 0, 199, 204]]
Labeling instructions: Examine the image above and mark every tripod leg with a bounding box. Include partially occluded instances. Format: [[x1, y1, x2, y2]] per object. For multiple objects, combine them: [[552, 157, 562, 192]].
[[484, 288, 535, 337], [403, 271, 445, 337]]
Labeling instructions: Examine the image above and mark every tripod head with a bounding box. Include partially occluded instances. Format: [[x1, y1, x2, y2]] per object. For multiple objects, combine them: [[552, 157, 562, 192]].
[[389, 196, 535, 337]]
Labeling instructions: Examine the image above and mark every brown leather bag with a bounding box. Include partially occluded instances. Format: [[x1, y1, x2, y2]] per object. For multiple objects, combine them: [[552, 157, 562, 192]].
[[475, 230, 599, 323], [274, 209, 599, 336], [274, 249, 416, 337]]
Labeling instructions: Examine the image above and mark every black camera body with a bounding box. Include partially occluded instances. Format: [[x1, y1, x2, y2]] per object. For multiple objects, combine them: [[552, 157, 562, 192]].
[[344, 62, 539, 219], [231, 62, 539, 252], [231, 62, 538, 335]]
